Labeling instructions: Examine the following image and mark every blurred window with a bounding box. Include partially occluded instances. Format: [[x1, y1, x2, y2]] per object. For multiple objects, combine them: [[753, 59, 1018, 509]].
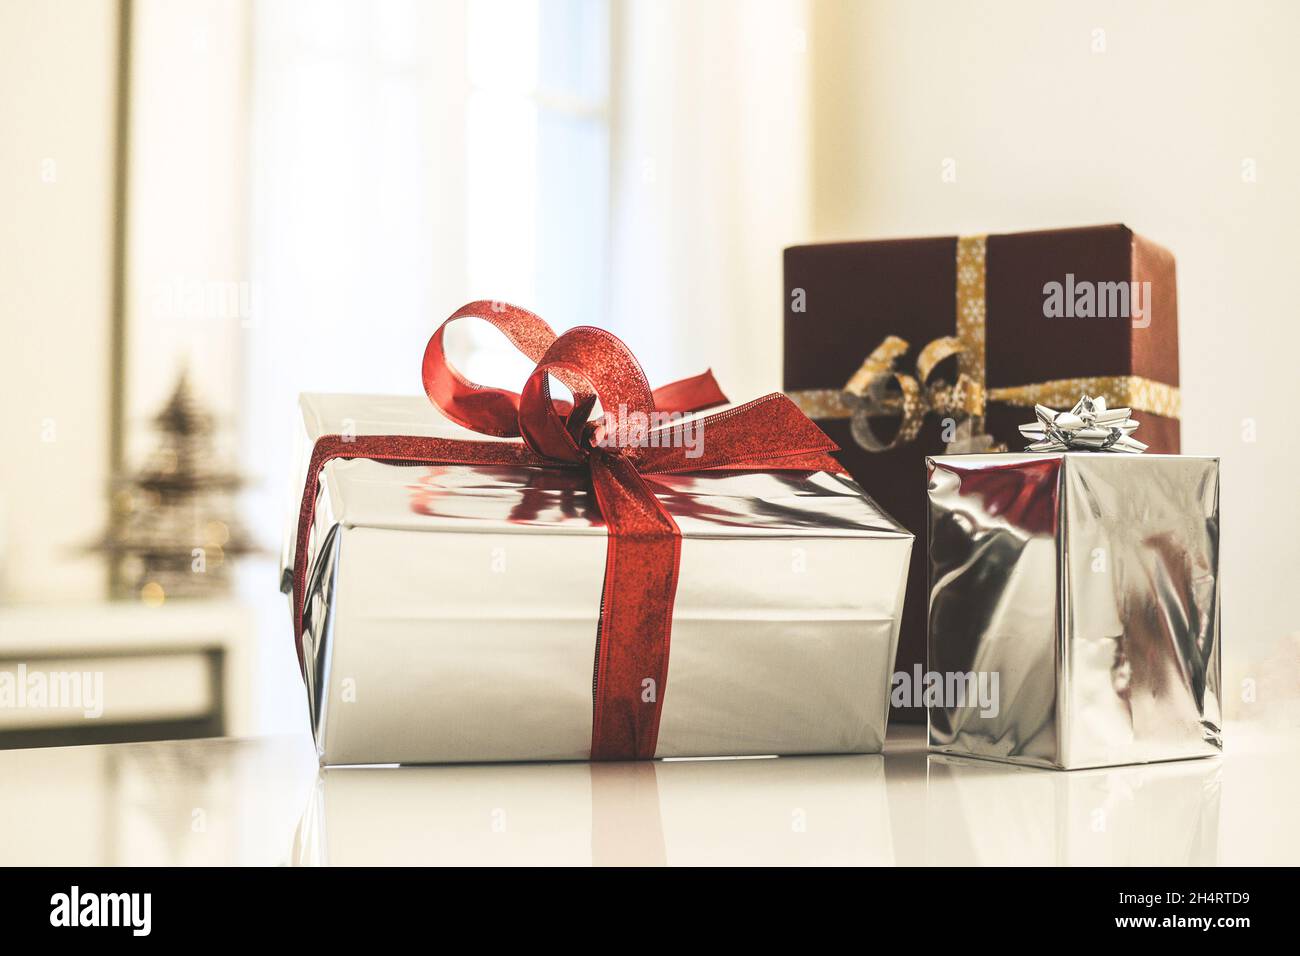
[[460, 0, 611, 388]]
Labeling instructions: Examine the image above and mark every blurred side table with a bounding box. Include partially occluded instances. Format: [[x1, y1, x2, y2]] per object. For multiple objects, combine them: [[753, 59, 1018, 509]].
[[0, 600, 252, 749]]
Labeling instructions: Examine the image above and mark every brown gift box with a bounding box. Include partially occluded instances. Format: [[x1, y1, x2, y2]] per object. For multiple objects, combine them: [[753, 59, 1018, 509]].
[[782, 224, 1180, 722]]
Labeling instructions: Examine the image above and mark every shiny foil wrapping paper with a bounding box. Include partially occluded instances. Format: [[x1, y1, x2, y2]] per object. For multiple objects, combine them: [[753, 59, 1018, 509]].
[[284, 393, 912, 765], [926, 452, 1221, 769]]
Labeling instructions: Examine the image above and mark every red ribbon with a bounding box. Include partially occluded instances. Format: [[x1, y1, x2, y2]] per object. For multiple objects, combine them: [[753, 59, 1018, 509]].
[[292, 301, 843, 761]]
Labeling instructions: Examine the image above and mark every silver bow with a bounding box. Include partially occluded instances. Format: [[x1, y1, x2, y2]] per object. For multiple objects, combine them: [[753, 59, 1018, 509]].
[[1019, 395, 1147, 454]]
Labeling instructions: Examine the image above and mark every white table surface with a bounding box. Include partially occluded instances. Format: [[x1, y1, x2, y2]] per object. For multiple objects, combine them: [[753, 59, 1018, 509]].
[[0, 722, 1294, 866]]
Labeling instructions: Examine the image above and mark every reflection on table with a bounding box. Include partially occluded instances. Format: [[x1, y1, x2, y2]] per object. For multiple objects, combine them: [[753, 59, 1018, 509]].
[[0, 724, 1290, 866]]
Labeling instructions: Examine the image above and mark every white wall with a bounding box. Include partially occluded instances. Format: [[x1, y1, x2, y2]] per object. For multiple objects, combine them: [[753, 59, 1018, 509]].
[[0, 0, 119, 602], [807, 0, 1300, 711]]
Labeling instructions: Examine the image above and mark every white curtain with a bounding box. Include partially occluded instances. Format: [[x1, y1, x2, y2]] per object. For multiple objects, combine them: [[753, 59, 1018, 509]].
[[608, 0, 811, 399], [244, 0, 470, 731]]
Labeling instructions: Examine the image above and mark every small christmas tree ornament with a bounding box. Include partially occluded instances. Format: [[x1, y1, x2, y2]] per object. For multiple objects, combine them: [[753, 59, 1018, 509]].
[[92, 371, 259, 603]]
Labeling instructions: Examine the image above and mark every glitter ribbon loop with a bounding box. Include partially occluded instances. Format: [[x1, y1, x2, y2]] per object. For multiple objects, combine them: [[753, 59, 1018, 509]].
[[421, 301, 730, 440]]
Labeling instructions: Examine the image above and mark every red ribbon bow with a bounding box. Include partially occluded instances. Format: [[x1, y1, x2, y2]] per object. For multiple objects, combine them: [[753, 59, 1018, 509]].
[[292, 301, 843, 760]]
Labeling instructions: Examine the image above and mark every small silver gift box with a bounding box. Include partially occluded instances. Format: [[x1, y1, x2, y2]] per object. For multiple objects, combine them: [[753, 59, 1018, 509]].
[[285, 393, 913, 765], [926, 451, 1222, 769]]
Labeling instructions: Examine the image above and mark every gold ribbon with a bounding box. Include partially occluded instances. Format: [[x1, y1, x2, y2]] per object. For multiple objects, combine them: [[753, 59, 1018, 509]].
[[835, 335, 984, 451], [787, 235, 1181, 451]]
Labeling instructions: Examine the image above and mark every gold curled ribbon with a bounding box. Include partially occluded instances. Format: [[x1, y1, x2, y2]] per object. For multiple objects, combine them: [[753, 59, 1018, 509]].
[[839, 335, 984, 451], [787, 234, 1182, 450]]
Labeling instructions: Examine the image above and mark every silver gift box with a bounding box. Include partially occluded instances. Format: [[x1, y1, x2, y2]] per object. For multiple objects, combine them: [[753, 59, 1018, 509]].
[[284, 393, 913, 765], [926, 452, 1222, 770]]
